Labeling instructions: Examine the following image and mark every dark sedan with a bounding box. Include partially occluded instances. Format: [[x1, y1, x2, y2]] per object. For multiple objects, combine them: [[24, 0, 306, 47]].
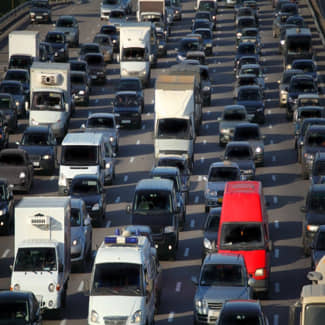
[[0, 178, 14, 235], [85, 53, 106, 84], [29, 0, 51, 24], [18, 126, 57, 175], [117, 77, 144, 111], [0, 93, 17, 133], [45, 30, 69, 62], [99, 25, 120, 53], [71, 71, 90, 105]]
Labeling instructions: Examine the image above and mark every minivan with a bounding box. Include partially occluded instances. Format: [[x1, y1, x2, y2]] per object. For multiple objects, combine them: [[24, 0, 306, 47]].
[[217, 181, 272, 297]]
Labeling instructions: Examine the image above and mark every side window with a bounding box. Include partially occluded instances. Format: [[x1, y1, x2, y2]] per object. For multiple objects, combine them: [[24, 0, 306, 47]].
[[104, 143, 112, 157]]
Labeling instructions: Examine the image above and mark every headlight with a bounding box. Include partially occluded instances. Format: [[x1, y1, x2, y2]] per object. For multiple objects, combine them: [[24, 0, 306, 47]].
[[0, 208, 7, 216], [255, 147, 262, 153], [48, 283, 55, 292], [30, 12, 35, 16], [72, 238, 79, 246], [206, 43, 212, 47], [42, 154, 51, 160], [141, 70, 146, 76], [203, 85, 210, 91], [19, 172, 26, 179], [91, 310, 99, 323], [15, 101, 19, 107], [255, 268, 266, 277], [13, 284, 20, 291], [287, 64, 292, 69], [307, 224, 319, 232], [131, 310, 142, 323], [164, 226, 175, 233], [177, 54, 185, 61], [206, 189, 217, 196], [220, 128, 230, 134], [109, 136, 114, 143], [105, 162, 111, 169], [304, 153, 314, 160], [112, 39, 116, 43], [92, 203, 100, 211], [203, 237, 212, 250], [280, 89, 287, 96], [236, 32, 242, 38], [79, 90, 85, 95], [280, 40, 285, 45], [195, 299, 203, 309]]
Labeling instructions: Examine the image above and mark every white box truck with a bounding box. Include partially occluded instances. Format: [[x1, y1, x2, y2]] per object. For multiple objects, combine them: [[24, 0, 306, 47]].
[[119, 22, 156, 86], [9, 30, 40, 61], [137, 0, 164, 21], [154, 74, 196, 169], [11, 197, 71, 314], [29, 62, 73, 140]]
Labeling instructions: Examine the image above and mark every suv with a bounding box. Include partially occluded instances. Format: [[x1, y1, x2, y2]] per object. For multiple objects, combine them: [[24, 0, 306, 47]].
[[29, 0, 51, 24], [311, 152, 325, 185], [192, 253, 255, 325], [54, 15, 79, 47], [311, 225, 325, 270]]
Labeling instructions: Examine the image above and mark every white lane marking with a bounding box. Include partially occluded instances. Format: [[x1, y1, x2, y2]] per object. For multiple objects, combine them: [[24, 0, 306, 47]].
[[207, 110, 211, 115], [200, 157, 204, 163], [190, 219, 195, 228], [275, 282, 280, 293], [273, 196, 278, 205], [142, 124, 146, 130], [274, 220, 279, 229], [95, 99, 99, 103], [77, 280, 84, 292], [198, 175, 202, 182], [272, 155, 276, 162], [270, 139, 274, 145], [106, 220, 111, 228], [184, 248, 189, 257], [175, 282, 182, 292], [2, 249, 10, 258], [273, 314, 279, 325], [268, 110, 271, 115], [130, 157, 134, 163], [50, 175, 55, 181], [168, 312, 174, 323], [124, 175, 128, 183], [205, 124, 209, 129], [203, 139, 207, 144], [136, 139, 140, 145], [274, 248, 279, 258], [115, 196, 120, 203], [60, 320, 67, 325], [272, 175, 276, 182], [194, 196, 199, 204]]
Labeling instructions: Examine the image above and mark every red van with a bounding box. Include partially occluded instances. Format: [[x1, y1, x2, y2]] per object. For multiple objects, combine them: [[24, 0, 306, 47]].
[[217, 181, 272, 297]]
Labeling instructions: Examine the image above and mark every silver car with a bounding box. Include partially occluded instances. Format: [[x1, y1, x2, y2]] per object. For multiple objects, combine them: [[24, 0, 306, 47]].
[[70, 198, 92, 271], [93, 33, 114, 63], [54, 15, 79, 47]]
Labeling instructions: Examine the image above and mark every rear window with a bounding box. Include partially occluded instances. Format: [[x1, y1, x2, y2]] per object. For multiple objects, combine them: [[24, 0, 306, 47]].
[[223, 110, 246, 121], [87, 117, 114, 128]]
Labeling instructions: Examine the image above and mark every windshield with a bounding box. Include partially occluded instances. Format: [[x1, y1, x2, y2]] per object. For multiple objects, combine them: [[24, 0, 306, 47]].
[[32, 1, 49, 8], [46, 33, 64, 43], [9, 57, 32, 69], [308, 191, 325, 211], [70, 62, 86, 72], [122, 48, 145, 61], [71, 74, 85, 84], [100, 26, 117, 35], [158, 118, 191, 139], [313, 162, 325, 176], [238, 18, 255, 29], [223, 110, 246, 121], [71, 179, 99, 195], [91, 263, 142, 296], [134, 190, 172, 213], [235, 127, 260, 140], [239, 57, 257, 66], [0, 97, 11, 109], [226, 146, 252, 160], [238, 88, 261, 101], [0, 154, 24, 165], [32, 92, 63, 111], [180, 40, 200, 51], [5, 71, 27, 83], [306, 132, 325, 147], [199, 1, 214, 10], [0, 84, 21, 95], [119, 80, 140, 91], [71, 208, 82, 226], [199, 264, 245, 286], [94, 35, 110, 45], [196, 30, 212, 39], [56, 18, 74, 28], [300, 110, 321, 119], [86, 55, 104, 65], [241, 67, 260, 76], [61, 145, 98, 165], [87, 117, 114, 128], [238, 44, 256, 55], [292, 61, 315, 72], [0, 301, 29, 323], [305, 304, 325, 325], [103, 0, 119, 4], [244, 29, 257, 37], [238, 77, 256, 86], [220, 223, 264, 249], [218, 313, 262, 325], [287, 37, 312, 54], [115, 94, 139, 107], [208, 167, 239, 182], [14, 247, 57, 272], [81, 46, 99, 55], [21, 133, 49, 146], [110, 10, 125, 18]]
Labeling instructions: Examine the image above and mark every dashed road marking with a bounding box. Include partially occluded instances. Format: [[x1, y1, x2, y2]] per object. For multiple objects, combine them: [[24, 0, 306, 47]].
[[124, 175, 128, 183], [50, 175, 55, 181], [60, 320, 67, 325], [136, 139, 140, 145], [106, 220, 111, 228], [194, 196, 199, 204], [274, 248, 279, 258], [273, 314, 279, 325], [2, 249, 10, 258], [203, 139, 207, 144], [200, 157, 204, 163], [274, 220, 279, 229], [115, 196, 120, 203], [273, 196, 278, 205], [190, 219, 195, 228], [272, 155, 276, 162], [270, 139, 274, 145], [268, 124, 273, 129], [168, 312, 174, 323], [77, 280, 84, 292], [175, 282, 182, 292], [275, 282, 280, 293], [272, 175, 276, 182], [184, 248, 189, 257]]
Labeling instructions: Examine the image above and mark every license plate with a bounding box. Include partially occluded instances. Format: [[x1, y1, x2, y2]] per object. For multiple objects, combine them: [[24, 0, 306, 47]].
[[36, 16, 42, 19], [209, 310, 220, 318], [33, 162, 40, 167], [121, 120, 131, 124], [91, 75, 97, 79]]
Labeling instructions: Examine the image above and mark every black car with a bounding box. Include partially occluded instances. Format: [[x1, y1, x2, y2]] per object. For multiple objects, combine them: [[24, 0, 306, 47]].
[[301, 184, 325, 256], [39, 41, 55, 62], [192, 19, 213, 33], [29, 0, 51, 24], [0, 291, 42, 324], [236, 16, 257, 41], [194, 28, 214, 56], [311, 225, 325, 270], [117, 77, 144, 111], [69, 174, 106, 227], [18, 126, 57, 175], [99, 25, 120, 53], [0, 93, 18, 133], [79, 43, 101, 60], [234, 42, 259, 67], [311, 152, 325, 185], [0, 178, 14, 234], [4, 69, 30, 96], [71, 71, 90, 105], [113, 91, 142, 128], [8, 55, 34, 71], [292, 59, 318, 84], [201, 207, 221, 260], [273, 12, 291, 38], [45, 30, 69, 62], [234, 55, 259, 76], [85, 53, 106, 84], [194, 11, 216, 29], [177, 37, 204, 62], [156, 30, 167, 57], [224, 141, 256, 180]]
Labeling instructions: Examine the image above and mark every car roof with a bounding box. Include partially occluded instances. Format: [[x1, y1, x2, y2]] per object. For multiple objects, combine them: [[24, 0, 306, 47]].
[[307, 124, 325, 132], [0, 80, 22, 86], [151, 166, 180, 177], [310, 184, 325, 193], [203, 253, 245, 265], [298, 93, 320, 99], [24, 125, 50, 134], [222, 300, 262, 313], [115, 90, 138, 96], [226, 141, 252, 148], [136, 178, 174, 191], [88, 112, 115, 119], [72, 174, 101, 182], [209, 161, 240, 169], [224, 104, 246, 111], [62, 132, 104, 145]]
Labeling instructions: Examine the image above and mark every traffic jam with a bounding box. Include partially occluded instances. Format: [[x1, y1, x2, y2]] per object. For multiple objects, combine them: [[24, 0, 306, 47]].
[[0, 0, 324, 324]]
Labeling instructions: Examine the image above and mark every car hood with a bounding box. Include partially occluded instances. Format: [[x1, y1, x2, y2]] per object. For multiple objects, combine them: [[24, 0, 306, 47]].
[[50, 42, 65, 50], [84, 127, 116, 138], [219, 120, 245, 130], [71, 194, 101, 206], [236, 140, 263, 151], [114, 105, 141, 113], [206, 182, 226, 193], [30, 7, 50, 13], [236, 100, 263, 108], [306, 212, 325, 225], [18, 145, 52, 156], [195, 285, 250, 301], [229, 160, 254, 170], [54, 27, 76, 34]]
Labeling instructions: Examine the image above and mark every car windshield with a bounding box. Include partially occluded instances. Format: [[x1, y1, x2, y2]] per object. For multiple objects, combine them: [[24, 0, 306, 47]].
[[100, 26, 117, 35], [70, 208, 82, 226], [200, 264, 245, 286], [243, 29, 258, 37], [238, 18, 255, 29], [209, 167, 239, 181], [157, 118, 191, 139], [220, 223, 264, 249], [0, 153, 25, 165], [196, 30, 212, 39], [309, 191, 325, 211], [305, 304, 325, 325], [81, 46, 99, 55], [21, 133, 49, 146], [238, 88, 261, 101], [70, 62, 86, 72], [14, 247, 57, 272], [92, 263, 142, 296], [0, 84, 21, 95], [199, 1, 214, 10], [287, 37, 311, 53], [71, 74, 85, 84], [196, 13, 209, 19], [134, 190, 172, 213], [180, 40, 200, 51], [46, 33, 64, 43], [194, 21, 210, 29], [32, 92, 63, 111], [238, 76, 256, 86], [299, 110, 321, 119], [219, 313, 262, 325], [72, 179, 99, 194], [87, 117, 114, 128], [226, 146, 252, 160], [206, 214, 220, 231], [239, 57, 257, 66], [32, 1, 49, 8], [122, 47, 145, 61], [306, 132, 325, 147], [94, 35, 110, 45], [292, 61, 315, 72], [61, 145, 98, 165], [9, 57, 32, 69], [110, 10, 125, 18], [86, 55, 104, 65], [238, 44, 256, 55], [0, 300, 29, 323], [119, 80, 140, 91], [5, 71, 27, 83], [235, 127, 260, 140], [314, 162, 325, 176], [56, 18, 74, 27], [223, 110, 246, 121], [0, 97, 11, 109], [115, 94, 138, 107]]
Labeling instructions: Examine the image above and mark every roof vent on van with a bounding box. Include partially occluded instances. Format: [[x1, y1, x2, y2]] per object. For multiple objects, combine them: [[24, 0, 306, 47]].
[[41, 73, 63, 86]]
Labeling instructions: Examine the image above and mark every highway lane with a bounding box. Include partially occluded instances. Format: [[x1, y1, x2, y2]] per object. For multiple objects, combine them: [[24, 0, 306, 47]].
[[0, 0, 324, 324]]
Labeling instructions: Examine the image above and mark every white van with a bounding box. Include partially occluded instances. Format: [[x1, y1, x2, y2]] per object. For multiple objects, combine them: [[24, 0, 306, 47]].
[[58, 132, 114, 195]]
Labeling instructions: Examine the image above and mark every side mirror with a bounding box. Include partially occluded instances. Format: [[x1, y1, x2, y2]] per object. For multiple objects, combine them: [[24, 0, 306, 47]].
[[248, 277, 256, 287], [191, 276, 198, 285], [300, 206, 307, 213], [84, 217, 91, 226], [126, 204, 131, 214]]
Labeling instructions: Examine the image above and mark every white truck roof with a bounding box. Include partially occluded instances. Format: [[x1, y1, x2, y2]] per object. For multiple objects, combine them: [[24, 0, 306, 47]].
[[301, 284, 325, 303], [62, 132, 104, 146], [9, 30, 39, 59]]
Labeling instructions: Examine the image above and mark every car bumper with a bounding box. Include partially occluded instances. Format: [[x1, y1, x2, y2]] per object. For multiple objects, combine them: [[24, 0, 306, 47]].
[[194, 310, 221, 325], [71, 245, 85, 263], [31, 158, 54, 172], [116, 114, 141, 127], [30, 14, 50, 23]]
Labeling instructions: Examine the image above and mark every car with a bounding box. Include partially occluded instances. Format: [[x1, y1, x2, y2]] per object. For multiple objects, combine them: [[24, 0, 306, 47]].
[[29, 0, 51, 24], [156, 30, 168, 57], [311, 152, 325, 185], [201, 208, 221, 260], [177, 37, 204, 62], [107, 8, 128, 28], [301, 125, 325, 179], [236, 16, 257, 41], [235, 85, 265, 124], [294, 93, 321, 110], [45, 30, 69, 62], [224, 141, 256, 180], [79, 43, 101, 61], [235, 6, 257, 24], [0, 80, 28, 118], [233, 55, 259, 76], [0, 290, 42, 324], [233, 123, 265, 166], [70, 198, 92, 271], [170, 0, 182, 21], [192, 18, 213, 33], [237, 63, 265, 93], [286, 15, 305, 27], [84, 53, 106, 84], [0, 113, 9, 150], [311, 225, 325, 270], [234, 42, 259, 68], [186, 50, 206, 65], [113, 91, 142, 128], [204, 162, 240, 212], [294, 105, 325, 126], [278, 23, 296, 53], [71, 71, 90, 106], [197, 0, 217, 21], [301, 184, 325, 256], [0, 93, 17, 133], [18, 126, 57, 175], [39, 41, 55, 62], [70, 59, 90, 75], [192, 253, 255, 325], [237, 27, 261, 48], [0, 178, 14, 235], [291, 59, 319, 84], [194, 28, 214, 56], [234, 74, 259, 98], [99, 25, 120, 52], [278, 2, 298, 16], [69, 174, 107, 227], [93, 33, 114, 63], [194, 11, 216, 29], [100, 0, 124, 20], [218, 105, 248, 146], [117, 77, 144, 111], [81, 112, 120, 154], [124, 224, 157, 251], [54, 15, 79, 47], [273, 12, 292, 38], [4, 69, 30, 96], [216, 300, 268, 325]]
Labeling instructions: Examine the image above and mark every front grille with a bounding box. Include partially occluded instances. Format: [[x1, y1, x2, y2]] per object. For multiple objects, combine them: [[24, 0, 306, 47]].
[[208, 302, 223, 310], [128, 71, 140, 76], [150, 225, 164, 235], [118, 112, 132, 118], [104, 317, 128, 325]]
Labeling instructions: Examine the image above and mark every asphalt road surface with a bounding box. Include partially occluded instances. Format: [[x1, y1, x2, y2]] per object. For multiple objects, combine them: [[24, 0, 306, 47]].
[[0, 0, 324, 324]]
